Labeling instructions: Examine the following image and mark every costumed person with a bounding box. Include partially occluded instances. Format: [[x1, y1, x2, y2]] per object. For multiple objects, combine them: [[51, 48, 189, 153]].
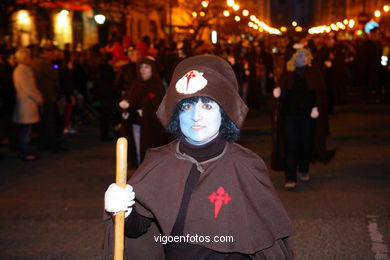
[[121, 56, 167, 165], [104, 55, 293, 259], [271, 44, 334, 190]]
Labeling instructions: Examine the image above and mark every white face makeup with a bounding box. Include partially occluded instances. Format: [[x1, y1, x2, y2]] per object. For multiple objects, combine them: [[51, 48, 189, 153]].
[[179, 99, 222, 146], [139, 63, 152, 81]]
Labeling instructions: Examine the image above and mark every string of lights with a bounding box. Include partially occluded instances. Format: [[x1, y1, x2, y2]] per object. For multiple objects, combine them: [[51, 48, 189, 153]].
[[222, 0, 282, 35], [308, 4, 389, 34]]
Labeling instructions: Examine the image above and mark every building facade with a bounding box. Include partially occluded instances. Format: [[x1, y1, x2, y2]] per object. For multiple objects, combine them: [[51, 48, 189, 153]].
[[2, 0, 274, 49], [271, 0, 314, 28], [3, 0, 167, 49]]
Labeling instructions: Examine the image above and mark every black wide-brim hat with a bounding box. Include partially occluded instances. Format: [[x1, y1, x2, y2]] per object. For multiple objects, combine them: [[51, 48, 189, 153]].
[[156, 55, 248, 128]]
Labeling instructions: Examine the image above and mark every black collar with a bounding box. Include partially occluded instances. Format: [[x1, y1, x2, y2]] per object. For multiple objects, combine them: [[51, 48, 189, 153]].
[[179, 134, 226, 163]]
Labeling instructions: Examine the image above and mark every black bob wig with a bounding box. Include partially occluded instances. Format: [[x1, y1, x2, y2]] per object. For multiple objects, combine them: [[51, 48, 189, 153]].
[[166, 96, 240, 142]]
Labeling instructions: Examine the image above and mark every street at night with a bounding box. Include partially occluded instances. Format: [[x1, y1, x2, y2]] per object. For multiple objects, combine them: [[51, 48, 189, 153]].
[[0, 102, 389, 260]]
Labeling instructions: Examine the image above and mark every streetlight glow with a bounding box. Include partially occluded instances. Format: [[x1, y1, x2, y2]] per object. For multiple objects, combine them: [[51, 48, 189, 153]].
[[292, 21, 297, 27], [234, 15, 241, 22], [211, 30, 218, 44], [94, 14, 106, 25], [60, 10, 69, 16], [227, 0, 234, 7], [242, 10, 249, 16], [58, 10, 69, 26], [374, 10, 381, 17], [348, 19, 355, 28], [223, 10, 230, 17], [201, 1, 209, 8], [192, 12, 197, 17], [233, 4, 240, 11], [384, 5, 389, 12], [17, 10, 30, 24], [200, 11, 206, 17]]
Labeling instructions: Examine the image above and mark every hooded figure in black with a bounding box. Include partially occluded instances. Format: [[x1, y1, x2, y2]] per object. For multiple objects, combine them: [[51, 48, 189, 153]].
[[104, 55, 293, 259], [122, 57, 168, 165], [271, 45, 334, 190]]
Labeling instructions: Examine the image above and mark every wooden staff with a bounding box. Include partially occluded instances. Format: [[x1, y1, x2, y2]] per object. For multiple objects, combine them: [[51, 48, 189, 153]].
[[114, 137, 128, 260]]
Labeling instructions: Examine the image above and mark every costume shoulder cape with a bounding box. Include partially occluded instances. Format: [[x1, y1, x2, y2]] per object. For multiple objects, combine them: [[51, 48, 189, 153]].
[[131, 139, 292, 250], [104, 139, 293, 259]]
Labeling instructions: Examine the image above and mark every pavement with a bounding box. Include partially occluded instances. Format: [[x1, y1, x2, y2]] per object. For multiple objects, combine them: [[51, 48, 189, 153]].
[[0, 103, 389, 260]]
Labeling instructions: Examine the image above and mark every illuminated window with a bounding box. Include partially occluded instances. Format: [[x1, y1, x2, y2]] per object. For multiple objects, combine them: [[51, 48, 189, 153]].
[[53, 10, 73, 48], [211, 30, 217, 44]]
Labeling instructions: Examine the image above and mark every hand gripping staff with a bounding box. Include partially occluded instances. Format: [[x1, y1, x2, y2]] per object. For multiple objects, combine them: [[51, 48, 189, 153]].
[[114, 137, 128, 260]]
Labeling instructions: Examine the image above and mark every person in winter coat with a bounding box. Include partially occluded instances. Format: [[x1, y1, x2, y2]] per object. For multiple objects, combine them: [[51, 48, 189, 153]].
[[30, 46, 63, 151], [88, 47, 116, 141], [103, 55, 293, 259], [13, 48, 44, 161]]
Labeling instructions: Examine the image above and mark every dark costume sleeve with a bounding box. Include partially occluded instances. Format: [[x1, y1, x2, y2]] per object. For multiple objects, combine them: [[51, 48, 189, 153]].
[[125, 210, 152, 238], [126, 80, 143, 109], [271, 72, 288, 171]]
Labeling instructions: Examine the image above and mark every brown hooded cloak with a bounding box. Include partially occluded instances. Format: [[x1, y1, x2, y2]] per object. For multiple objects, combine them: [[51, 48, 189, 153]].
[[104, 140, 293, 259], [104, 55, 293, 259]]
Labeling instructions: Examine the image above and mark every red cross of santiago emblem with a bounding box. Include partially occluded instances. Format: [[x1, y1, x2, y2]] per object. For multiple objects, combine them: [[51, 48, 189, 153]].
[[208, 186, 231, 219], [184, 71, 197, 91], [175, 70, 208, 94]]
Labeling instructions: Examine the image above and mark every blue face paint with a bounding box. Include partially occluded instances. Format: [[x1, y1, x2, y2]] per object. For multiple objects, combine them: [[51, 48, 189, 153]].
[[179, 99, 222, 145], [295, 50, 308, 68]]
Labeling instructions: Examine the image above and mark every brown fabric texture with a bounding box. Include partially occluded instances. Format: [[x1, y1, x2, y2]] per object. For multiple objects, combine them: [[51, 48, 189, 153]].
[[103, 140, 293, 259], [125, 76, 169, 162], [156, 55, 248, 128]]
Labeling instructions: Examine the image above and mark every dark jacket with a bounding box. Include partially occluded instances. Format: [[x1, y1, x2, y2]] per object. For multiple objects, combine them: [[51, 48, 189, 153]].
[[30, 57, 59, 103], [272, 66, 333, 170]]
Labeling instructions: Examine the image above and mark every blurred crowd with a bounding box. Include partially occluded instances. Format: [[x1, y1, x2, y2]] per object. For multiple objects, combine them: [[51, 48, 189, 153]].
[[0, 29, 389, 164]]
